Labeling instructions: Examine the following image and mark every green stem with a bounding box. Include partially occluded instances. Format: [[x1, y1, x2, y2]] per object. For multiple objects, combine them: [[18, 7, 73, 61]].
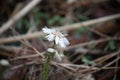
[[41, 42, 56, 80], [40, 52, 53, 80]]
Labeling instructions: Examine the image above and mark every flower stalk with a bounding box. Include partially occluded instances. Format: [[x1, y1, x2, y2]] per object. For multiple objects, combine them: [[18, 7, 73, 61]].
[[40, 27, 70, 80], [40, 51, 53, 80]]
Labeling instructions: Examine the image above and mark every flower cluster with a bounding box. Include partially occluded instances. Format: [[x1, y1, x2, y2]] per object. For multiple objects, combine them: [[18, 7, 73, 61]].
[[42, 27, 70, 61], [42, 27, 70, 48]]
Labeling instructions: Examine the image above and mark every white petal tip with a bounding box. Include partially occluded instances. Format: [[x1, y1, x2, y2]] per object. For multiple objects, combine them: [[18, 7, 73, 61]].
[[47, 48, 55, 53], [0, 59, 10, 66]]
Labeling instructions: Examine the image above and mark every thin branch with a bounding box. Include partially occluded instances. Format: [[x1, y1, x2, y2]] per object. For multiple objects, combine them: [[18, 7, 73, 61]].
[[113, 51, 119, 80], [0, 14, 120, 44], [10, 37, 120, 60], [66, 37, 120, 50], [0, 0, 42, 35], [57, 14, 120, 31]]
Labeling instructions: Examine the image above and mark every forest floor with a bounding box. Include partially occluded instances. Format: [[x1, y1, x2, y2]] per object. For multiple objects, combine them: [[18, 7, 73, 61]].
[[0, 0, 120, 80]]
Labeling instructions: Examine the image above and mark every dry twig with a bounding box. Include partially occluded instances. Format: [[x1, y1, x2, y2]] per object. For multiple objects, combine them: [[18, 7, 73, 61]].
[[10, 37, 120, 60], [0, 14, 120, 44], [0, 0, 42, 35]]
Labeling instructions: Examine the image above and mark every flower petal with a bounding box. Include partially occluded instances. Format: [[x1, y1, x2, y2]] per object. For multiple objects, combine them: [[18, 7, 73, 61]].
[[55, 51, 62, 61], [55, 36, 59, 44], [45, 34, 54, 41], [47, 48, 55, 53], [42, 27, 54, 34], [58, 38, 66, 48], [63, 37, 70, 45]]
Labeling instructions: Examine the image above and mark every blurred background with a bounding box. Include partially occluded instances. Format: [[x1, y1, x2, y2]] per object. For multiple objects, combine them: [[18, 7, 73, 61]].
[[0, 0, 120, 80]]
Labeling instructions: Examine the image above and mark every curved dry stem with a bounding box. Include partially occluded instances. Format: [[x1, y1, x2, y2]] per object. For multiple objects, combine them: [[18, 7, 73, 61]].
[[0, 14, 120, 44], [0, 0, 42, 35]]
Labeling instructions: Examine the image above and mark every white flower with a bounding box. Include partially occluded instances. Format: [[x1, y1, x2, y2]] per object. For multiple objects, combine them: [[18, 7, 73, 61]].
[[42, 27, 70, 48], [0, 59, 10, 66], [47, 48, 62, 61]]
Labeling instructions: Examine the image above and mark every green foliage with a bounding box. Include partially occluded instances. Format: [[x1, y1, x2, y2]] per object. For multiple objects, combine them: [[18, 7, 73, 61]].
[[16, 18, 30, 29], [47, 15, 66, 26], [74, 27, 86, 38], [107, 40, 116, 50], [16, 8, 48, 32], [24, 19, 31, 29], [32, 8, 68, 26], [16, 7, 74, 33], [82, 56, 95, 65], [16, 18, 30, 34], [33, 8, 49, 26], [78, 15, 90, 21], [17, 19, 23, 29]]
